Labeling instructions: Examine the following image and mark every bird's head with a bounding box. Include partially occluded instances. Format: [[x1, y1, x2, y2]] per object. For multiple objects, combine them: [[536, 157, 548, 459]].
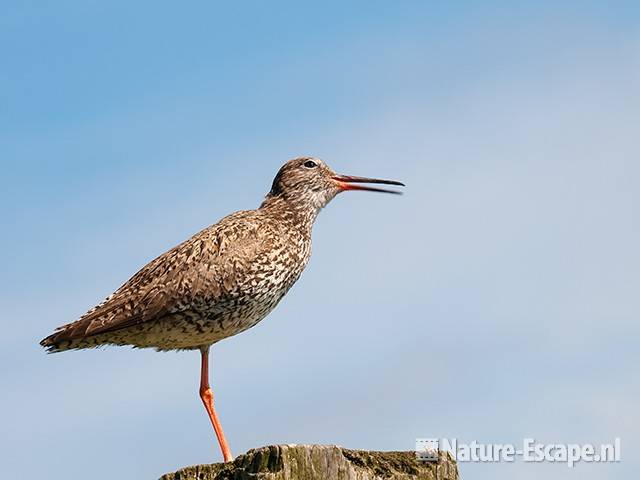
[[262, 157, 404, 218]]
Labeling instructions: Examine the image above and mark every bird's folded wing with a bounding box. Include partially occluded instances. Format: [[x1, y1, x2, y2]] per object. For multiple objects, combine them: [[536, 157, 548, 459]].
[[48, 219, 276, 342]]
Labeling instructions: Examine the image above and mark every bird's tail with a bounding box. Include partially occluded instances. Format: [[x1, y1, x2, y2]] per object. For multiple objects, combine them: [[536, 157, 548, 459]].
[[39, 321, 87, 353], [40, 330, 70, 353]]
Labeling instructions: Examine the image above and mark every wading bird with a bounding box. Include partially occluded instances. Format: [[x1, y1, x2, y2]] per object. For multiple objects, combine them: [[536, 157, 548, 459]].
[[41, 156, 404, 462]]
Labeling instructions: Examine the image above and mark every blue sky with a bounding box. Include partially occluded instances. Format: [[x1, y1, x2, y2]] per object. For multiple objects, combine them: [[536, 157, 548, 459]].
[[1, 2, 638, 479]]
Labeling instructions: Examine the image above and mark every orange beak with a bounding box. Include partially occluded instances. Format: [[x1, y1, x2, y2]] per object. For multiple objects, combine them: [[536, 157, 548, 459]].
[[332, 174, 405, 194]]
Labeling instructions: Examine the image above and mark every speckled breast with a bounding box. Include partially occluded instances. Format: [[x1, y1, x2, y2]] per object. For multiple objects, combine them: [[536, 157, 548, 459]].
[[127, 226, 312, 350]]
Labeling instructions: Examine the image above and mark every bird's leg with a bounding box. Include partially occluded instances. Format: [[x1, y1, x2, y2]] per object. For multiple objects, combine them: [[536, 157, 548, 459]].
[[199, 346, 233, 462]]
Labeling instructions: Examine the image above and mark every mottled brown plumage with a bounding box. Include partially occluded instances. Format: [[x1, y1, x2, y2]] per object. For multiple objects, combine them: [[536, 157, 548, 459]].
[[40, 156, 403, 462], [41, 157, 402, 352]]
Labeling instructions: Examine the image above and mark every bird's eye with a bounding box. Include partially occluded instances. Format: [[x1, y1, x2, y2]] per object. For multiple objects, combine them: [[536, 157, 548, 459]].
[[303, 160, 317, 168]]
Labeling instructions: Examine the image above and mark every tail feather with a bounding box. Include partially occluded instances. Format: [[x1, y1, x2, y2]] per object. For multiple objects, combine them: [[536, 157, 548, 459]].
[[40, 328, 73, 353], [40, 318, 94, 352]]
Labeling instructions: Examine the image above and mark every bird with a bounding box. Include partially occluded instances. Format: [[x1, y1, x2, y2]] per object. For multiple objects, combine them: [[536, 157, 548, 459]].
[[40, 156, 404, 462]]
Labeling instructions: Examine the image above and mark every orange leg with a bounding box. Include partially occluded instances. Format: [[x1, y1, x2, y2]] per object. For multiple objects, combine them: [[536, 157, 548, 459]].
[[199, 346, 233, 462]]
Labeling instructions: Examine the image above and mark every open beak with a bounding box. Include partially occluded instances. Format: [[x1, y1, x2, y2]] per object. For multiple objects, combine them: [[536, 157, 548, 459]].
[[332, 174, 405, 194]]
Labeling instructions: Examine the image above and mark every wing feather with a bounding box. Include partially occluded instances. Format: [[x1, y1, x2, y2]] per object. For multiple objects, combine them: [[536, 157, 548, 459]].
[[41, 212, 278, 347]]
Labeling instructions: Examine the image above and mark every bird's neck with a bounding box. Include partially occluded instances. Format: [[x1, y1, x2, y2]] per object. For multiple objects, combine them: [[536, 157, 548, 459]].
[[259, 194, 320, 233]]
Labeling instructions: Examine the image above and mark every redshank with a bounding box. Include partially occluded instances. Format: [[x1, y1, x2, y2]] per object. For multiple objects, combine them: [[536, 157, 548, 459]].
[[40, 157, 404, 462]]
